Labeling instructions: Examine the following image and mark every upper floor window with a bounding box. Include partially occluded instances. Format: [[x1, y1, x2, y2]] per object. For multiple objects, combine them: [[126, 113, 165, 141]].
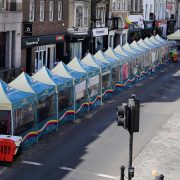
[[29, 0, 35, 21], [96, 5, 106, 27], [76, 6, 83, 27], [58, 1, 63, 20], [2, 0, 6, 10], [112, 0, 115, 10], [49, 1, 54, 21], [84, 7, 88, 27], [40, 1, 45, 21]]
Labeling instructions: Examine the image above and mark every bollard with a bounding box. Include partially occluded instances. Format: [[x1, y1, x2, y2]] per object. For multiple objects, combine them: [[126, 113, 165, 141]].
[[159, 174, 164, 180], [120, 166, 125, 180]]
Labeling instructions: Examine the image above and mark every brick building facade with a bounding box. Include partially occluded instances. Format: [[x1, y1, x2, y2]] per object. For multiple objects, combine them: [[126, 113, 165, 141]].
[[22, 0, 69, 75]]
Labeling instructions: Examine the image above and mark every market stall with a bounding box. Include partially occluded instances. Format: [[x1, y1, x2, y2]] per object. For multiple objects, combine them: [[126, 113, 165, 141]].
[[52, 61, 87, 118], [144, 38, 160, 69], [94, 50, 118, 99], [104, 47, 128, 91], [130, 41, 147, 72], [123, 43, 140, 81], [68, 57, 100, 109], [82, 53, 111, 102], [0, 80, 35, 137], [32, 66, 73, 124], [9, 72, 55, 142], [114, 45, 135, 86]]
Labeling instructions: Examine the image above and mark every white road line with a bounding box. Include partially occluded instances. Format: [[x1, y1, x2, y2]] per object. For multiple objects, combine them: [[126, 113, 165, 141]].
[[97, 173, 117, 179], [59, 166, 117, 179], [0, 167, 8, 176], [21, 160, 43, 166]]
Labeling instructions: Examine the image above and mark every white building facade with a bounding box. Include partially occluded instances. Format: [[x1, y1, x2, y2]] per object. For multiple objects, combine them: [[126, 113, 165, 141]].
[[0, 0, 22, 82]]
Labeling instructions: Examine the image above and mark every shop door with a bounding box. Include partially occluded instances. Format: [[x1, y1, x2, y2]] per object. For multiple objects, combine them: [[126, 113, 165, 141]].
[[70, 42, 82, 59], [35, 49, 46, 72], [47, 45, 56, 69]]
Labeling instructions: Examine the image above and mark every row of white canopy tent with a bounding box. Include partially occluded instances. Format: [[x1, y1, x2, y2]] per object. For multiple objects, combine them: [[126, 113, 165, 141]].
[[0, 35, 169, 147]]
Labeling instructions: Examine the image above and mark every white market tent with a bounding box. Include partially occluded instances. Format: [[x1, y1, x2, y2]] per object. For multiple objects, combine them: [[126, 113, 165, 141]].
[[167, 29, 180, 40]]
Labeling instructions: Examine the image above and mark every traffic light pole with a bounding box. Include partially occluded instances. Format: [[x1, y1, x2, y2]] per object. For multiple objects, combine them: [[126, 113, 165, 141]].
[[128, 132, 133, 180]]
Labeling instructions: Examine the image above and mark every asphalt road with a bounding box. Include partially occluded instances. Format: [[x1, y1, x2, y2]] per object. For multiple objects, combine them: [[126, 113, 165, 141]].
[[1, 62, 180, 180]]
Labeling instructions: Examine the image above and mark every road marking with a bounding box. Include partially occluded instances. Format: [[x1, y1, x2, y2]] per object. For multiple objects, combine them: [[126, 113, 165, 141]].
[[59, 166, 117, 179], [22, 161, 43, 166], [0, 167, 8, 175]]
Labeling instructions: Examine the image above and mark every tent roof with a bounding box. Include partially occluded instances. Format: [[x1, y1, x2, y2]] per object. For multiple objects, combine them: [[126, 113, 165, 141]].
[[114, 45, 132, 58], [123, 43, 137, 55], [0, 80, 34, 110], [155, 34, 168, 44], [32, 66, 72, 91], [167, 29, 180, 40], [52, 61, 72, 79], [82, 53, 110, 72], [9, 72, 54, 100], [52, 61, 86, 83], [137, 39, 151, 49], [94, 50, 119, 67], [105, 47, 127, 64], [149, 36, 161, 46], [144, 38, 158, 48], [68, 56, 99, 77], [131, 41, 146, 52]]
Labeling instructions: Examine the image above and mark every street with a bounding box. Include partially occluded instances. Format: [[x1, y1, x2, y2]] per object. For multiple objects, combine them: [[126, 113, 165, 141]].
[[0, 62, 180, 180]]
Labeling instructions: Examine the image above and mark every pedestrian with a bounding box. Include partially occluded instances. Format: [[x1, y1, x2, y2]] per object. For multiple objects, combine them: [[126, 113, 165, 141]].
[[85, 50, 90, 56], [63, 53, 70, 64]]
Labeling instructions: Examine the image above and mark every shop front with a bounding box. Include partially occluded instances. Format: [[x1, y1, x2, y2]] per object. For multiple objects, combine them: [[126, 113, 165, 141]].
[[142, 20, 155, 39], [92, 27, 108, 53], [167, 19, 176, 36], [69, 34, 90, 60], [22, 33, 66, 74], [155, 20, 167, 38]]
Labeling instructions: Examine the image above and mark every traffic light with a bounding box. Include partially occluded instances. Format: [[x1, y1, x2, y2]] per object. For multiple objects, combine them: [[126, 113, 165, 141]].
[[133, 100, 140, 132], [116, 103, 131, 130]]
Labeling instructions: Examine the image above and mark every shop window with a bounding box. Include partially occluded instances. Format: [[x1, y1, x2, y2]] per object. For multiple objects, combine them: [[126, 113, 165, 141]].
[[14, 104, 35, 135], [40, 1, 45, 21], [58, 1, 63, 20], [29, 0, 35, 22], [49, 1, 54, 21], [96, 5, 106, 27], [37, 94, 56, 123], [76, 6, 83, 27]]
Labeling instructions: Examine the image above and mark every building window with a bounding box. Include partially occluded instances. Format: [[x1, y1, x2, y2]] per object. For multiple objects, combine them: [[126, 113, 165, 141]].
[[112, 0, 115, 10], [40, 1, 45, 21], [84, 7, 88, 27], [49, 1, 54, 21], [29, 0, 35, 21], [76, 6, 83, 27], [58, 1, 63, 20], [96, 5, 106, 27], [2, 0, 6, 10]]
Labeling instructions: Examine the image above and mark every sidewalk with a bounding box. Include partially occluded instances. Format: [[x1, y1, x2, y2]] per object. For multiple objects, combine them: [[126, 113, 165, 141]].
[[133, 102, 180, 179]]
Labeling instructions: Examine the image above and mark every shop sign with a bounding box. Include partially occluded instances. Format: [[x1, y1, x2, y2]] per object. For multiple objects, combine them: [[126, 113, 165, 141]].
[[92, 27, 108, 37], [24, 23, 32, 35], [22, 34, 65, 48]]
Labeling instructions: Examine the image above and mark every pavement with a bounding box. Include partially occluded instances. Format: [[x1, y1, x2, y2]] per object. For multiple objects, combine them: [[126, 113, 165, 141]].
[[132, 69, 180, 180]]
